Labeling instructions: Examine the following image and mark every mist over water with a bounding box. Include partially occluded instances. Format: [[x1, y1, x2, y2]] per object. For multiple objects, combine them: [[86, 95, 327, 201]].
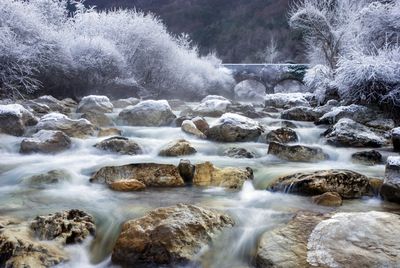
[[0, 104, 398, 268]]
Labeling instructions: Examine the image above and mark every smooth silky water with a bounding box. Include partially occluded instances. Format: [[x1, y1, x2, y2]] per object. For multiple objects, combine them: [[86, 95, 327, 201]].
[[1, 105, 399, 268]]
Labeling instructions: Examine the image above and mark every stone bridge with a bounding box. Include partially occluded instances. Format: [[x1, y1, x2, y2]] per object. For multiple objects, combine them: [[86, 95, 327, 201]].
[[222, 64, 309, 94]]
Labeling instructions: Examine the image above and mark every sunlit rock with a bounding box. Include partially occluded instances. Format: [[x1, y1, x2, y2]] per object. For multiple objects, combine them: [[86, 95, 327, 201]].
[[264, 93, 310, 109], [0, 104, 37, 136], [268, 142, 328, 162], [193, 161, 253, 189], [181, 120, 207, 139], [77, 95, 113, 114], [118, 100, 176, 126], [264, 128, 298, 144], [112, 203, 234, 266], [109, 179, 146, 191], [207, 113, 264, 142], [90, 163, 185, 188], [191, 116, 209, 134], [380, 156, 400, 203], [312, 192, 342, 206], [158, 139, 196, 157], [94, 136, 142, 155], [97, 127, 122, 137], [36, 112, 95, 138], [268, 169, 374, 199], [323, 118, 386, 147], [223, 147, 255, 158], [20, 130, 71, 154], [307, 211, 400, 267], [351, 150, 383, 165]]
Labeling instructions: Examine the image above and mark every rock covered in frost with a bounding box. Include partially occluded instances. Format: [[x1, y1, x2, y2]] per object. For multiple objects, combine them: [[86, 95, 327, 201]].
[[0, 104, 37, 136], [324, 118, 386, 147], [112, 204, 234, 266], [34, 95, 70, 114], [94, 136, 142, 155], [264, 93, 310, 109], [192, 98, 232, 117], [380, 156, 400, 203], [36, 112, 95, 138], [207, 113, 264, 142], [118, 100, 176, 126], [20, 130, 71, 154], [392, 127, 400, 152], [281, 106, 322, 122], [77, 95, 113, 114], [268, 142, 328, 162], [201, 95, 230, 102]]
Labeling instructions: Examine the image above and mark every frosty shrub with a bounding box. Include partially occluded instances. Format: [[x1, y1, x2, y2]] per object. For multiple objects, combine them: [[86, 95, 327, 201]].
[[0, 0, 233, 99], [303, 64, 333, 104]]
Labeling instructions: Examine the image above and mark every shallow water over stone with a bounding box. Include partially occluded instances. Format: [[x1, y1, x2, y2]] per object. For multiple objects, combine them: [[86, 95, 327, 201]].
[[0, 103, 399, 267]]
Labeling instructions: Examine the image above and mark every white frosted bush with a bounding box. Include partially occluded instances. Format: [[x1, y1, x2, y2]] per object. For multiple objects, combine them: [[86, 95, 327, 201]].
[[303, 64, 333, 104]]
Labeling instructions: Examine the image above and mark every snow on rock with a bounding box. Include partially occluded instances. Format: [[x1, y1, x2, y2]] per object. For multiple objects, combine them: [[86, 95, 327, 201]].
[[201, 95, 230, 102], [118, 100, 176, 126], [264, 93, 310, 109], [307, 211, 400, 267], [192, 98, 232, 117], [20, 130, 71, 154], [324, 118, 386, 147], [112, 97, 140, 109], [0, 104, 37, 136], [77, 95, 113, 114], [34, 95, 70, 114], [207, 113, 264, 142], [392, 127, 400, 152], [36, 112, 94, 138], [381, 156, 400, 203]]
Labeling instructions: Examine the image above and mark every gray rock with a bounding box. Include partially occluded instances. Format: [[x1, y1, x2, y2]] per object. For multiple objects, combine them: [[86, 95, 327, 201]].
[[223, 147, 255, 158], [380, 156, 400, 203], [268, 142, 328, 162], [20, 130, 71, 154], [0, 104, 37, 136], [77, 95, 113, 114], [392, 127, 400, 152], [351, 150, 383, 165], [281, 106, 322, 122], [94, 136, 142, 155], [264, 128, 298, 144]]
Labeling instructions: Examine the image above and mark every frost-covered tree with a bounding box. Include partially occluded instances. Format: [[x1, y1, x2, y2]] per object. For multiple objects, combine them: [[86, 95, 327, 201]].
[[0, 0, 233, 99]]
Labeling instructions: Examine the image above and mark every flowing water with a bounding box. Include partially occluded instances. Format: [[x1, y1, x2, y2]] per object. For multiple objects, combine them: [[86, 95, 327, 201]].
[[1, 103, 399, 268]]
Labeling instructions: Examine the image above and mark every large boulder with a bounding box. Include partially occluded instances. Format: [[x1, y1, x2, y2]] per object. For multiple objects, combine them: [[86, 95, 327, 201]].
[[34, 95, 70, 114], [380, 156, 400, 203], [191, 116, 209, 134], [392, 127, 400, 152], [281, 106, 322, 122], [264, 128, 298, 144], [21, 100, 51, 116], [316, 104, 385, 126], [264, 93, 310, 109], [20, 130, 71, 154], [112, 97, 140, 109], [81, 112, 112, 127], [118, 100, 176, 126], [94, 136, 142, 155], [77, 95, 113, 114], [192, 97, 232, 117], [351, 150, 383, 165], [109, 179, 146, 192], [193, 161, 253, 189], [307, 211, 400, 267], [181, 120, 207, 139], [256, 211, 400, 268], [111, 204, 234, 266], [268, 142, 328, 162], [30, 209, 95, 245], [0, 104, 37, 136], [36, 112, 95, 138], [324, 118, 386, 147], [158, 139, 196, 157], [207, 113, 264, 142], [268, 169, 374, 199], [90, 163, 185, 188]]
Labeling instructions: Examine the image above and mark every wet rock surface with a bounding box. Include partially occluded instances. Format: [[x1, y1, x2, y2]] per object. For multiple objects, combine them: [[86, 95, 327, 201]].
[[281, 106, 321, 122], [112, 204, 234, 266], [268, 169, 374, 199], [181, 120, 207, 139], [268, 142, 328, 162], [312, 192, 342, 206], [381, 156, 400, 203], [159, 139, 196, 157], [351, 150, 383, 165], [264, 128, 298, 144], [223, 147, 255, 158], [94, 136, 142, 155], [20, 130, 71, 154]]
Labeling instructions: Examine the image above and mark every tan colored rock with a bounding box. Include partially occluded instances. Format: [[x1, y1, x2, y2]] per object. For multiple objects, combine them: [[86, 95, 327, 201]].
[[98, 127, 122, 137], [268, 142, 328, 162], [264, 128, 298, 144], [312, 192, 342, 206], [81, 112, 112, 127], [94, 136, 142, 155], [193, 161, 253, 189], [91, 163, 185, 187], [112, 203, 234, 266], [109, 179, 146, 191], [268, 169, 374, 199], [159, 139, 196, 157], [192, 116, 209, 134], [181, 120, 207, 139]]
